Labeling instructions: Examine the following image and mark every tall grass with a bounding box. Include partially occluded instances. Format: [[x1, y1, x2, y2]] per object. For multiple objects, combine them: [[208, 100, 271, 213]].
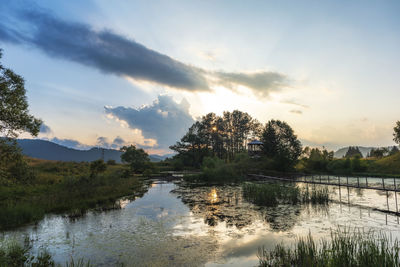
[[0, 238, 92, 267], [242, 183, 329, 207], [258, 228, 400, 267], [301, 186, 329, 205], [0, 160, 148, 230]]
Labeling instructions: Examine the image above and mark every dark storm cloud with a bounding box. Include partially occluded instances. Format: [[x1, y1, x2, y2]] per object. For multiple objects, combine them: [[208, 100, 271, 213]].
[[105, 95, 194, 150], [0, 9, 209, 91], [0, 8, 289, 96]]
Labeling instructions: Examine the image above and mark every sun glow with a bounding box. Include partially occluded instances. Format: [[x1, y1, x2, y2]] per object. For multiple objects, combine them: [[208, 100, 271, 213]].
[[208, 188, 219, 204]]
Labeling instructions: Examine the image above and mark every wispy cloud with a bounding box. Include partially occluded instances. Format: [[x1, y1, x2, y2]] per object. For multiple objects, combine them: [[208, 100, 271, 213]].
[[213, 71, 289, 97], [290, 109, 303, 114], [282, 99, 309, 109], [0, 7, 289, 97], [50, 137, 90, 150]]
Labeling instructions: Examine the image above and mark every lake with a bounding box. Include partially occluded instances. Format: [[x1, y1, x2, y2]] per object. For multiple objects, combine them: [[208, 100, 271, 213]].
[[2, 180, 400, 266]]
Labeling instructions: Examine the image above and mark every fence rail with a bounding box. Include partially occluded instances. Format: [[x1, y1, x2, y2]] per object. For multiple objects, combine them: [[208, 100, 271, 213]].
[[248, 173, 400, 215]]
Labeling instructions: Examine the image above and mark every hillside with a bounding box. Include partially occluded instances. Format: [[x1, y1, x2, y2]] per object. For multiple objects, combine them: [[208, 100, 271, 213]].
[[16, 139, 168, 163], [368, 152, 400, 175]]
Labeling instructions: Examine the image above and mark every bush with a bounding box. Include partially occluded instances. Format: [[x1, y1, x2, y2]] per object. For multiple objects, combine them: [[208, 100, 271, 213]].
[[90, 160, 107, 178], [202, 156, 224, 170], [106, 159, 116, 165]]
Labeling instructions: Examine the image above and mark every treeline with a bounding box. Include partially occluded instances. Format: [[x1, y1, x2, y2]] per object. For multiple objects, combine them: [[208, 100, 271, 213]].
[[299, 147, 367, 174], [169, 111, 302, 172], [169, 112, 400, 176], [169, 110, 262, 166]]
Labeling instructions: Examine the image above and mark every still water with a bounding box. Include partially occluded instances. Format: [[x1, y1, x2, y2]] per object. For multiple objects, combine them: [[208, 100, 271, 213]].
[[3, 181, 400, 266]]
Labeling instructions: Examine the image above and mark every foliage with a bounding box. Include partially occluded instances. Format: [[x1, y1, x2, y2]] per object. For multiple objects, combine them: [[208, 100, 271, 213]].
[[0, 49, 42, 138], [106, 159, 116, 165], [368, 152, 400, 175], [389, 146, 399, 156], [258, 228, 400, 267], [170, 110, 262, 167], [344, 146, 363, 158], [261, 120, 302, 171], [0, 139, 34, 183], [369, 147, 389, 158], [0, 49, 41, 184], [202, 156, 224, 170], [0, 159, 147, 230], [89, 159, 107, 178], [120, 145, 150, 173], [300, 147, 334, 173], [394, 121, 400, 146]]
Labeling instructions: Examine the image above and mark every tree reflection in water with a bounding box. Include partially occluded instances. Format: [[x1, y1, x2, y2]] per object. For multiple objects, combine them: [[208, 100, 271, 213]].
[[172, 183, 328, 231]]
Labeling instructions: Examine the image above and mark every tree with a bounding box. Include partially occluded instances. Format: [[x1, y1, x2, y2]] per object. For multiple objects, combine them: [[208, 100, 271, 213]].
[[344, 146, 362, 158], [390, 146, 399, 156], [120, 145, 150, 173], [0, 49, 41, 181], [0, 49, 41, 138], [370, 147, 388, 158], [261, 120, 302, 171], [394, 121, 400, 146], [90, 159, 107, 178]]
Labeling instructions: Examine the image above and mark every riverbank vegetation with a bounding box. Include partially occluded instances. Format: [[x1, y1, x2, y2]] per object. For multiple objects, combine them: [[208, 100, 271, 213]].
[[0, 237, 91, 266], [0, 158, 149, 230], [298, 146, 400, 176], [258, 228, 400, 267], [242, 182, 329, 206], [169, 108, 400, 180]]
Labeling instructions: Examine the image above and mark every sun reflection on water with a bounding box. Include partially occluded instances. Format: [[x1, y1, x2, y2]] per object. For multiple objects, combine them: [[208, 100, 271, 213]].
[[208, 188, 219, 204]]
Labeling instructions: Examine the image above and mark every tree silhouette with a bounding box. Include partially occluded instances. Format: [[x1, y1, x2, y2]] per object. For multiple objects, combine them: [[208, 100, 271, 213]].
[[394, 121, 400, 146], [261, 120, 302, 171], [0, 49, 41, 138]]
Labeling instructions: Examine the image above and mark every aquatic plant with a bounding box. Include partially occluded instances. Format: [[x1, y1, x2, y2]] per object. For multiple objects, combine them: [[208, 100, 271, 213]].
[[242, 182, 329, 206], [0, 238, 92, 267], [258, 228, 400, 267]]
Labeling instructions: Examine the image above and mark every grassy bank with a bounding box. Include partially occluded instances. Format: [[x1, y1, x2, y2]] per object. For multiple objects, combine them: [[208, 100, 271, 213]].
[[258, 228, 400, 267], [242, 182, 329, 207], [0, 158, 149, 230]]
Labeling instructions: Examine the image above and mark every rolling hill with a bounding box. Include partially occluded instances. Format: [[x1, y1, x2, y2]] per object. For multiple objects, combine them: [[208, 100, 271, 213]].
[[16, 139, 169, 163]]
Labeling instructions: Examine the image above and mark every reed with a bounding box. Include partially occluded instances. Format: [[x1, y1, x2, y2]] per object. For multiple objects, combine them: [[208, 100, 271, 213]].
[[258, 228, 400, 267], [242, 182, 329, 207]]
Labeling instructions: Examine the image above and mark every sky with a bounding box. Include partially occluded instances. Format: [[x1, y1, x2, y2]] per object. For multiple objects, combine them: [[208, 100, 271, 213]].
[[0, 0, 399, 154]]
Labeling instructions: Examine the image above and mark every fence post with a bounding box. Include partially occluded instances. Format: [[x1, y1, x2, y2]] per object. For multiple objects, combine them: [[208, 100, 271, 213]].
[[395, 178, 398, 214], [387, 190, 390, 211], [382, 178, 385, 190], [366, 177, 368, 188], [357, 177, 359, 188]]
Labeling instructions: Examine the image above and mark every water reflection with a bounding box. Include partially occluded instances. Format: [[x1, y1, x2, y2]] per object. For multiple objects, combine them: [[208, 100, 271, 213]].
[[172, 183, 322, 232], [3, 181, 400, 266]]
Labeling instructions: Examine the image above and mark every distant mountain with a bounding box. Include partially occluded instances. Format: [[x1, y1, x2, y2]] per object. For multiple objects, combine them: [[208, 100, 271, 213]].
[[16, 139, 169, 163], [334, 146, 396, 158]]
